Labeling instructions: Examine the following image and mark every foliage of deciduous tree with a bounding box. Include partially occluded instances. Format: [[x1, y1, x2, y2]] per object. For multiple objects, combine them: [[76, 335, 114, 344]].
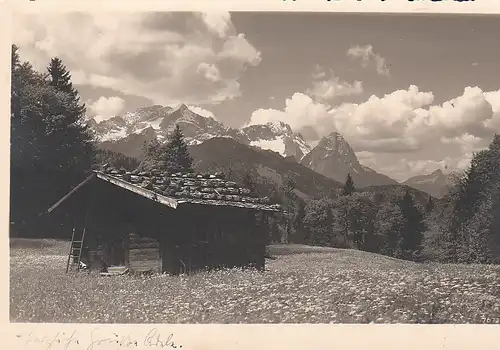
[[291, 199, 307, 244], [374, 203, 404, 257], [303, 199, 334, 246], [396, 190, 425, 260]]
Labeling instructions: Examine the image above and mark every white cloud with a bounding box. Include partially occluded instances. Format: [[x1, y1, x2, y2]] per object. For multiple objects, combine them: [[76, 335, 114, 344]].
[[246, 93, 332, 138], [247, 85, 500, 179], [218, 33, 262, 66], [424, 86, 493, 138], [196, 62, 221, 82], [13, 12, 261, 106], [196, 12, 232, 38], [307, 67, 363, 102], [440, 134, 484, 153], [88, 96, 125, 122], [484, 90, 500, 130], [328, 85, 435, 152], [347, 44, 390, 76]]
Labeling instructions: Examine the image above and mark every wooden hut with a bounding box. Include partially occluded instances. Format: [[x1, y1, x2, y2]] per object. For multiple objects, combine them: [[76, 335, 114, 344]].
[[47, 165, 281, 275]]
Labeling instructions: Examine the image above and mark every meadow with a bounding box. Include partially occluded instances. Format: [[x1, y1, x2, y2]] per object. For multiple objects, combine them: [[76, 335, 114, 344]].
[[9, 239, 500, 323]]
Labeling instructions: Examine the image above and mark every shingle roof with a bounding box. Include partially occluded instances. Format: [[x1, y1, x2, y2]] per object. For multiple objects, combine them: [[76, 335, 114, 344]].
[[97, 164, 281, 212]]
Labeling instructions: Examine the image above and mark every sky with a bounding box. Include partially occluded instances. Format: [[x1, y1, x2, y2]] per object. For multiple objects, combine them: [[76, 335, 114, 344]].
[[12, 11, 500, 181]]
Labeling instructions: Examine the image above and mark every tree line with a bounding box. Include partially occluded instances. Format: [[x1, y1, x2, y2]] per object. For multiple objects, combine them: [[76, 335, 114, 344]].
[[262, 136, 500, 265]]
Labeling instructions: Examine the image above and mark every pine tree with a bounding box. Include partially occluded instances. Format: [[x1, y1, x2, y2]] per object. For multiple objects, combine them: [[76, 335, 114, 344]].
[[425, 194, 434, 214], [48, 58, 81, 100], [164, 125, 194, 174], [44, 57, 95, 195], [342, 173, 355, 196]]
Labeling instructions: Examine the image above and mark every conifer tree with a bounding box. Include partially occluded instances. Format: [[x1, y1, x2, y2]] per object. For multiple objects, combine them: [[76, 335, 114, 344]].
[[11, 49, 95, 236], [140, 126, 194, 174], [342, 173, 355, 196], [11, 46, 50, 233], [164, 125, 193, 174], [45, 57, 95, 195], [425, 194, 434, 214], [47, 58, 82, 102]]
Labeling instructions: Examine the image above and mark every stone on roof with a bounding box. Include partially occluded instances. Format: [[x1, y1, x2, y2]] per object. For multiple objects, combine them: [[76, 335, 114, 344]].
[[98, 164, 279, 211]]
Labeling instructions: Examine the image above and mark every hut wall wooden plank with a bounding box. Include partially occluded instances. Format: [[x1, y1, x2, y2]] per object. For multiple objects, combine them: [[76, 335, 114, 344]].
[[128, 235, 162, 273]]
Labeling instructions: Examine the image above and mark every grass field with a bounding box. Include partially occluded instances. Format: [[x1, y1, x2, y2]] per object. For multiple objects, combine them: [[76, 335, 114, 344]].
[[9, 239, 500, 323]]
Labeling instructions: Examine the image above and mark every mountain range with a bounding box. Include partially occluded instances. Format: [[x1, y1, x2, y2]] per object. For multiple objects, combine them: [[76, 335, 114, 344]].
[[89, 104, 452, 197], [402, 169, 453, 198], [89, 104, 310, 161]]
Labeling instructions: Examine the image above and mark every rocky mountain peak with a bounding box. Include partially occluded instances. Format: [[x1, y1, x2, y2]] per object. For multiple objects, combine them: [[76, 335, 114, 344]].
[[300, 131, 396, 187], [314, 132, 357, 163], [266, 120, 293, 135]]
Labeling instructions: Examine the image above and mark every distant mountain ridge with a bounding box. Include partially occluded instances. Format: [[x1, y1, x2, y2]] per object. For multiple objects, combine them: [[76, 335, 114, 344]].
[[402, 169, 452, 198]]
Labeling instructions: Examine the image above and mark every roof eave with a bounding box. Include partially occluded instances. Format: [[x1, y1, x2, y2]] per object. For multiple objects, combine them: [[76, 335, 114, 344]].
[[176, 199, 281, 212]]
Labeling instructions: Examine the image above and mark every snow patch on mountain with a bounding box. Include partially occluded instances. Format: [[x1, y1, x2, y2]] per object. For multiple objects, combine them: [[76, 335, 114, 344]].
[[99, 127, 128, 142]]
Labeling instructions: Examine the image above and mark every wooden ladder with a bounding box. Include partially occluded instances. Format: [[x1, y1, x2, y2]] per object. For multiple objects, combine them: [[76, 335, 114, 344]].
[[66, 227, 86, 273]]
